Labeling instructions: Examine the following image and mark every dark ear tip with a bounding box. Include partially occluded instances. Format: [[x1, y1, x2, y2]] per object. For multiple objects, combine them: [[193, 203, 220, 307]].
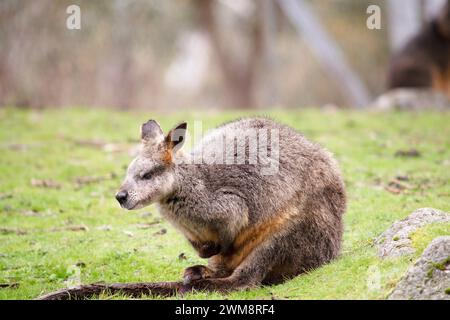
[[141, 119, 163, 139], [142, 119, 157, 127], [177, 122, 187, 130]]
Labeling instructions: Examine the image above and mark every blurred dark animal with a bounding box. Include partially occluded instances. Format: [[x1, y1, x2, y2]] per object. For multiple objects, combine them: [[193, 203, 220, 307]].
[[388, 0, 450, 97]]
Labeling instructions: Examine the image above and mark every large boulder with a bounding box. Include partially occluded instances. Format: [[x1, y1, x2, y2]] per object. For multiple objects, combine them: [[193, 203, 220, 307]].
[[389, 236, 450, 300], [376, 208, 450, 258]]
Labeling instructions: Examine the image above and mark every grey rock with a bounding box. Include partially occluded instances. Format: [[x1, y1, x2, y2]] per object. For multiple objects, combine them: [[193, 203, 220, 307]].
[[371, 89, 450, 111], [389, 236, 450, 300], [376, 208, 450, 258]]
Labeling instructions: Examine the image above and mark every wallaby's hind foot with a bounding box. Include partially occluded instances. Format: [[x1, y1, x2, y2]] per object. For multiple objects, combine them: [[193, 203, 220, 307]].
[[182, 237, 282, 294]]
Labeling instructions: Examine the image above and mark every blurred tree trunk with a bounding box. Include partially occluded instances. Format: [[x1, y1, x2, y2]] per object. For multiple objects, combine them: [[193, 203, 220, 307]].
[[278, 0, 371, 107], [260, 0, 279, 107], [387, 0, 422, 52], [197, 0, 264, 109], [110, 0, 134, 109]]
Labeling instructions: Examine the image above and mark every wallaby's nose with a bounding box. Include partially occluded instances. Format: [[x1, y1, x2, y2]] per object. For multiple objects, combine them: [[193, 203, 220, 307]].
[[115, 190, 128, 205]]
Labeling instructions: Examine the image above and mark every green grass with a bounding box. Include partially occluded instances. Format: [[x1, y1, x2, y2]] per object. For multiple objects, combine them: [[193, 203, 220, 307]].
[[0, 107, 449, 300]]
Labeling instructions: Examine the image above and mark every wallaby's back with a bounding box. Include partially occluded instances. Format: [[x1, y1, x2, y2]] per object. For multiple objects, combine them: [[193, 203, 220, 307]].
[[191, 117, 345, 226]]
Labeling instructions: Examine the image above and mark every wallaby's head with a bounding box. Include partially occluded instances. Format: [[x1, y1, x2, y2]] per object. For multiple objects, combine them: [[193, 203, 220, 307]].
[[115, 120, 187, 210]]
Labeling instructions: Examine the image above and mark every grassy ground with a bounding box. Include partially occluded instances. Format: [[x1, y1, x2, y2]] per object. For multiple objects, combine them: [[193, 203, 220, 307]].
[[0, 107, 449, 300]]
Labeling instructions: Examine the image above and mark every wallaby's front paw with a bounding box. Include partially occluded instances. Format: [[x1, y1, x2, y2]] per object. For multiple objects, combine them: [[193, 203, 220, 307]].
[[189, 240, 221, 258], [183, 265, 212, 285]]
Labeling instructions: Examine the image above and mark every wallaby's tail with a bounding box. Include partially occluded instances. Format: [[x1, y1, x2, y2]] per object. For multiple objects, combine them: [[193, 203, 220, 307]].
[[37, 281, 183, 300]]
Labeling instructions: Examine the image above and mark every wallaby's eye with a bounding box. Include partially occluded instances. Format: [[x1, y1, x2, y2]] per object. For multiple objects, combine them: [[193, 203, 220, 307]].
[[141, 166, 165, 180], [142, 171, 153, 180]]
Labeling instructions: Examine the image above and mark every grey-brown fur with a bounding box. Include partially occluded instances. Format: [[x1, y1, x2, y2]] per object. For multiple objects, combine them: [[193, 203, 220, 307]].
[[116, 117, 346, 292]]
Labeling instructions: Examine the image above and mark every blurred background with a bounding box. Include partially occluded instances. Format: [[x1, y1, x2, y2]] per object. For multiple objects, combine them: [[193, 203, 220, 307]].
[[0, 0, 446, 110]]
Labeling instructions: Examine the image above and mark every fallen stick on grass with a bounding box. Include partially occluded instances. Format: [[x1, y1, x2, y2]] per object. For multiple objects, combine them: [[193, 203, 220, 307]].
[[37, 281, 183, 300]]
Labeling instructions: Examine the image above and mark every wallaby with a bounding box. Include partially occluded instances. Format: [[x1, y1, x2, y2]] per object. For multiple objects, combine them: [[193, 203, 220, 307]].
[[115, 117, 346, 293], [387, 0, 450, 96]]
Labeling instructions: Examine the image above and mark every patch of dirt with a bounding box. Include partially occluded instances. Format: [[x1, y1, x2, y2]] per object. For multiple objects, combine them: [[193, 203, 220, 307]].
[[1, 143, 39, 152], [22, 210, 56, 217], [50, 225, 89, 232], [31, 179, 61, 189], [62, 136, 140, 156], [22, 210, 41, 217], [0, 227, 27, 235], [395, 149, 421, 158], [0, 193, 13, 200], [74, 172, 117, 188]]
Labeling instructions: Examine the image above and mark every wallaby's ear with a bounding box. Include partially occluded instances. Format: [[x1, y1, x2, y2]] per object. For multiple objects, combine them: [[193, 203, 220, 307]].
[[141, 119, 163, 141], [165, 122, 187, 153]]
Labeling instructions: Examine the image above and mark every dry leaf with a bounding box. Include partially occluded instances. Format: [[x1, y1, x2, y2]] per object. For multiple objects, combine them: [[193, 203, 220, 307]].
[[153, 228, 167, 236], [135, 221, 160, 229]]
